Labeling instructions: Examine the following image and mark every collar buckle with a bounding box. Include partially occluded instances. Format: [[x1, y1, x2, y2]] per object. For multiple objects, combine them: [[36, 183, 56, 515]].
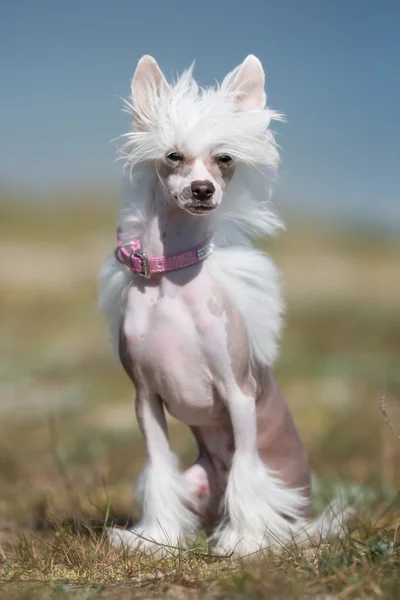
[[131, 249, 151, 279]]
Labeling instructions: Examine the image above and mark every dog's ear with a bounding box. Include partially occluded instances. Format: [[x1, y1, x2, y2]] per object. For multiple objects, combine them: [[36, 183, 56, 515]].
[[131, 55, 170, 114], [222, 55, 266, 111]]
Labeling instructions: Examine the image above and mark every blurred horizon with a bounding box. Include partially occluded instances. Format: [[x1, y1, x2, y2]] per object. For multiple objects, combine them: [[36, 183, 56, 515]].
[[1, 0, 399, 234]]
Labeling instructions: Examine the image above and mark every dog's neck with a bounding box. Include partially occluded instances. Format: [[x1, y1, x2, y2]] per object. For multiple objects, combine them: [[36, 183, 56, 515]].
[[141, 180, 214, 257]]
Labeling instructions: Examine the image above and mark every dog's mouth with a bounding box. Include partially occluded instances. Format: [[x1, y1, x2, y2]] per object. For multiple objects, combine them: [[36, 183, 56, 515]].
[[184, 204, 217, 216]]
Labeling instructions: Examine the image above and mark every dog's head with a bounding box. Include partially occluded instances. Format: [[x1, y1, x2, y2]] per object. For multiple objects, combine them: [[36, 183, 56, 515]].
[[121, 55, 280, 217]]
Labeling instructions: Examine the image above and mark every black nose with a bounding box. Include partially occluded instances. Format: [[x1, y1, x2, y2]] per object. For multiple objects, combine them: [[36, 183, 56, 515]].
[[191, 180, 215, 202]]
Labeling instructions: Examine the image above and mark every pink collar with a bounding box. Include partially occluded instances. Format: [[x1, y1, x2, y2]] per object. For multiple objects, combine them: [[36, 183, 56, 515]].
[[114, 227, 214, 279]]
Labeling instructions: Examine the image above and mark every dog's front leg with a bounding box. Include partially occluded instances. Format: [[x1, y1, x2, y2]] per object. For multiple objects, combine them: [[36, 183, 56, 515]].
[[110, 387, 200, 555], [212, 386, 307, 557]]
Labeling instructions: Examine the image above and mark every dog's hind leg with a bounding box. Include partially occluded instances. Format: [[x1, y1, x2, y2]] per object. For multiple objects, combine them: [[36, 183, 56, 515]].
[[183, 428, 223, 527], [110, 386, 200, 555]]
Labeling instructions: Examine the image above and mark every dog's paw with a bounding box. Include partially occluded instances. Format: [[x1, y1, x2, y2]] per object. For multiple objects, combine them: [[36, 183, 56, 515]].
[[210, 525, 276, 559], [108, 525, 187, 557]]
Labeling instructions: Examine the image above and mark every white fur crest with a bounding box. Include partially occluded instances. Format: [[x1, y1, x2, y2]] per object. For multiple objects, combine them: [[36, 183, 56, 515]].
[[119, 64, 283, 174]]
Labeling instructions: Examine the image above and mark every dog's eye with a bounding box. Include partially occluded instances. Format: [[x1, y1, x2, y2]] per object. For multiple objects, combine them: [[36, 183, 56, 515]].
[[167, 152, 183, 162], [218, 155, 233, 164]]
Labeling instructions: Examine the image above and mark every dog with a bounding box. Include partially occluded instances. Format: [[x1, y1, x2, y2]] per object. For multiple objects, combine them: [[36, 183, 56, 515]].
[[99, 55, 347, 557]]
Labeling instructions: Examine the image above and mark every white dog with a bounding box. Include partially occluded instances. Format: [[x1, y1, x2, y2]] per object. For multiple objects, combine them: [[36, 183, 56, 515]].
[[99, 55, 346, 557]]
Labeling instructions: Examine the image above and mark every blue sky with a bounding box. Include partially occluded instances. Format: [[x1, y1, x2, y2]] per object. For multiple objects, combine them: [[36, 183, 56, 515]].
[[1, 0, 399, 227]]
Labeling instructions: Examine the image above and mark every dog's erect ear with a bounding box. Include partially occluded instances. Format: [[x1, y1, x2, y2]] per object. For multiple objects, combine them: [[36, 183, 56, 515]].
[[131, 55, 170, 113], [222, 55, 266, 111]]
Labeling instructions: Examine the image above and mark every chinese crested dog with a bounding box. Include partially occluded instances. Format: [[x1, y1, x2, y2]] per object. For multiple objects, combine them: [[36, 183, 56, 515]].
[[99, 54, 348, 557]]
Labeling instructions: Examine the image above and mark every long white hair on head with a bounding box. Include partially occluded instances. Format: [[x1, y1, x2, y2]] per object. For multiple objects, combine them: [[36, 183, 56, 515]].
[[100, 55, 285, 366], [119, 55, 283, 171]]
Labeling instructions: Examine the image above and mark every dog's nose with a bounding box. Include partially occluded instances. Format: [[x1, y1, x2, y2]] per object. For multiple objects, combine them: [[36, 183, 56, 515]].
[[191, 180, 215, 202]]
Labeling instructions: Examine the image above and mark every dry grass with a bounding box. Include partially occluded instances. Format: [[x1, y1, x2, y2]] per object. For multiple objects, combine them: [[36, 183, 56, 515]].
[[1, 517, 399, 599], [0, 196, 399, 599]]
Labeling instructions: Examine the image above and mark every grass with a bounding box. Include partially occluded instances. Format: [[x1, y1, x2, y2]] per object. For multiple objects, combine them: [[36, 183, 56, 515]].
[[0, 196, 399, 598], [1, 519, 399, 598]]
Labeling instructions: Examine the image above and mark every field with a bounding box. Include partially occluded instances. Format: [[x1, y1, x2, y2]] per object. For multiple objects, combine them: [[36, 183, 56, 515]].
[[0, 195, 399, 599]]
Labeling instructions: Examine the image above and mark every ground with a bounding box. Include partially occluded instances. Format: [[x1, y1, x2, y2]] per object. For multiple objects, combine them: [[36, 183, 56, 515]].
[[0, 195, 399, 599]]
